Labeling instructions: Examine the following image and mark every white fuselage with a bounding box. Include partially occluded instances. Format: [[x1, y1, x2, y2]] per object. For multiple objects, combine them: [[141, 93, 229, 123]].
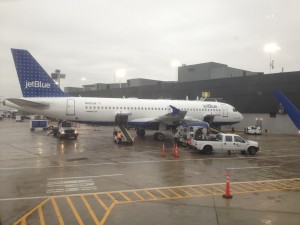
[[6, 97, 243, 127]]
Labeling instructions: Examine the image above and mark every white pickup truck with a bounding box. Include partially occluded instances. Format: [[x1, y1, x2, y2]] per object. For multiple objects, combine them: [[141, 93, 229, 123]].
[[190, 133, 259, 155], [244, 126, 262, 135]]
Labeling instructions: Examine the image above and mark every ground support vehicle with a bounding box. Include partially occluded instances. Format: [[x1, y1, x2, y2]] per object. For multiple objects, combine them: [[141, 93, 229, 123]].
[[244, 126, 262, 135], [30, 119, 48, 131], [174, 124, 209, 147], [190, 133, 259, 155], [113, 126, 134, 144], [51, 121, 78, 139]]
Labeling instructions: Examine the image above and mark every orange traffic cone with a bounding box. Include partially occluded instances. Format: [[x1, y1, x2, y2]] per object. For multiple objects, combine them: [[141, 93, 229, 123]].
[[174, 143, 179, 158], [161, 143, 166, 157], [223, 169, 233, 199]]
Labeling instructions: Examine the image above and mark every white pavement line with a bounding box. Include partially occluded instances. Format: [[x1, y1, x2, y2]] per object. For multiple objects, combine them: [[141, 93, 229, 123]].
[[185, 170, 202, 175], [227, 166, 280, 170], [47, 174, 123, 180], [1, 154, 300, 170], [262, 147, 300, 151]]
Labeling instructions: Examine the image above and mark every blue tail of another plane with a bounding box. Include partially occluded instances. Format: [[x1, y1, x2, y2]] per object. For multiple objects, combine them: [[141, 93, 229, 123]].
[[274, 90, 300, 130], [11, 48, 68, 97]]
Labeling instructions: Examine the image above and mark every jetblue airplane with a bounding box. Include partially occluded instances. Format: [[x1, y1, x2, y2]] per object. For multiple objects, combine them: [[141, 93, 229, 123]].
[[274, 90, 300, 131], [4, 49, 243, 140]]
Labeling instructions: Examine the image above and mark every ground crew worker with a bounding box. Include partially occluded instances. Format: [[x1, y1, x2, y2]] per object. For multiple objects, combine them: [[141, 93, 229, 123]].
[[186, 138, 191, 149], [117, 131, 122, 143]]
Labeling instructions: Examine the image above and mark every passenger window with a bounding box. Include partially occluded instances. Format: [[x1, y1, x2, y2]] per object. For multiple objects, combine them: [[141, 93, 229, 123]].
[[225, 136, 232, 142]]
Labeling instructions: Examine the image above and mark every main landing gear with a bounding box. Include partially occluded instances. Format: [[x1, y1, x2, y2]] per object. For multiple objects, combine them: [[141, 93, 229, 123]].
[[154, 132, 164, 141], [136, 128, 165, 141], [136, 128, 145, 137]]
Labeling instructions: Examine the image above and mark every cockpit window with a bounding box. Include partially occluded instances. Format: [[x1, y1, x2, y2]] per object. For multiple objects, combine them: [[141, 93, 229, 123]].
[[233, 108, 236, 112]]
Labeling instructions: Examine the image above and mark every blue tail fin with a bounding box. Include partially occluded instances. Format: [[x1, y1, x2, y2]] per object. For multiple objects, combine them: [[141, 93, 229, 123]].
[[274, 90, 300, 130], [11, 48, 68, 97]]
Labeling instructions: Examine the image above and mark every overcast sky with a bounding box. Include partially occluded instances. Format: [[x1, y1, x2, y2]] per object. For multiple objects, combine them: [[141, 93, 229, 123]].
[[1, 0, 299, 98]]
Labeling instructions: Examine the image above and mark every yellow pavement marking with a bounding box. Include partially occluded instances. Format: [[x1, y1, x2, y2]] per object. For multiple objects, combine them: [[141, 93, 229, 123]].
[[145, 190, 158, 200], [168, 188, 182, 197], [198, 186, 213, 194], [81, 195, 99, 225], [51, 197, 65, 225], [231, 184, 249, 192], [178, 187, 193, 196], [94, 194, 109, 211], [66, 196, 84, 225], [189, 187, 204, 195], [247, 182, 269, 191], [237, 183, 257, 191], [13, 178, 300, 225], [99, 203, 116, 225], [13, 198, 50, 225], [210, 185, 224, 193], [132, 191, 145, 200], [119, 192, 132, 202], [38, 206, 45, 225], [156, 189, 170, 198], [106, 193, 118, 203]]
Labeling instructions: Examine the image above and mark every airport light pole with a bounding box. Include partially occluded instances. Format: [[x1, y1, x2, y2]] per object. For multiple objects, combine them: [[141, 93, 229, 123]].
[[264, 43, 281, 73]]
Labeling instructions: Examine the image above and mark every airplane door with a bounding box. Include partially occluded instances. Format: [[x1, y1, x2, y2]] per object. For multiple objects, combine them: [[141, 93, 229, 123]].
[[221, 103, 228, 117], [66, 99, 75, 116]]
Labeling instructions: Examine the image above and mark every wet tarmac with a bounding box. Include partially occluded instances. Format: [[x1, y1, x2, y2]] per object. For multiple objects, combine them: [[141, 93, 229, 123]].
[[0, 118, 300, 225]]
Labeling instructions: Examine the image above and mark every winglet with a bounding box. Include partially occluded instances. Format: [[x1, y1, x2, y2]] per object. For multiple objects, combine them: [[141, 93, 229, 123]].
[[274, 90, 300, 130], [11, 48, 68, 97]]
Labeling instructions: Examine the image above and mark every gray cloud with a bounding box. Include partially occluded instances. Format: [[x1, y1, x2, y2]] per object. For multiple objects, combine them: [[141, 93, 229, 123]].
[[1, 0, 299, 97]]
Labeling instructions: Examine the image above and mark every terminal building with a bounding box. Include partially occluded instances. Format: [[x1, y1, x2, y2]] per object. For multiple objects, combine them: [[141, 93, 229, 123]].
[[65, 62, 300, 134]]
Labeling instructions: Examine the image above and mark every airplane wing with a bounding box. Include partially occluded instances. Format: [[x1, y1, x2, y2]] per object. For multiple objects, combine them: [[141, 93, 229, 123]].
[[6, 98, 50, 109], [274, 90, 300, 130], [131, 105, 187, 125]]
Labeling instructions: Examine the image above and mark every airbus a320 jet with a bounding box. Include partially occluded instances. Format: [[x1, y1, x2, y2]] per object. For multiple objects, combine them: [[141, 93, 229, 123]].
[[4, 49, 243, 141]]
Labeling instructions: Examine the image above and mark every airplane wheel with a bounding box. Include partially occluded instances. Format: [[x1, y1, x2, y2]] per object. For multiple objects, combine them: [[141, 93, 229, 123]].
[[154, 132, 164, 141], [136, 128, 145, 137]]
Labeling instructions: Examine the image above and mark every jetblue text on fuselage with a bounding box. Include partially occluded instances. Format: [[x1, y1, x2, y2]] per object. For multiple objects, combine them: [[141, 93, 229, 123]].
[[203, 104, 217, 108], [25, 80, 51, 89]]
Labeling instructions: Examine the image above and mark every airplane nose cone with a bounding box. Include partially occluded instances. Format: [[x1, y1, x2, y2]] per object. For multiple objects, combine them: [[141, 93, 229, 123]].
[[239, 112, 244, 121]]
